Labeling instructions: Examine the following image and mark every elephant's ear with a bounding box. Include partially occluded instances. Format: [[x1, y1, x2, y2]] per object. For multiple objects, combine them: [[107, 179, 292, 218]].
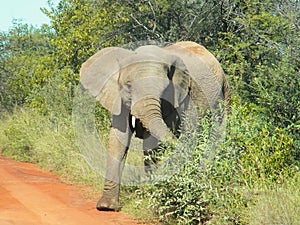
[[170, 57, 190, 108], [80, 47, 133, 115]]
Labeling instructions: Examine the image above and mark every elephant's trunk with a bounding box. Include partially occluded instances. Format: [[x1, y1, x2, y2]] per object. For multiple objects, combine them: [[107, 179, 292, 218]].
[[131, 97, 175, 141]]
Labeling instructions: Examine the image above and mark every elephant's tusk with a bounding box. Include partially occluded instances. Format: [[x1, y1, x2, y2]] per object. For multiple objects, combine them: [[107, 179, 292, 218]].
[[131, 115, 136, 129]]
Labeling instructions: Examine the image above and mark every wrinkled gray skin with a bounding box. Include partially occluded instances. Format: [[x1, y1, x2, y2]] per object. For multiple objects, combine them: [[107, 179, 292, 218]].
[[80, 41, 230, 211]]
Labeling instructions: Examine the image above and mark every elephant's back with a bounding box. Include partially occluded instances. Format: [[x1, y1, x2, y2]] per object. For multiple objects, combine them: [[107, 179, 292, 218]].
[[172, 41, 224, 83], [165, 41, 229, 111], [175, 41, 230, 113]]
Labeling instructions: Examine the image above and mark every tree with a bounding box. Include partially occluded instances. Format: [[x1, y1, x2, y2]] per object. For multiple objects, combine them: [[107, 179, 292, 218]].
[[214, 0, 299, 124], [43, 0, 128, 72], [43, 0, 235, 72], [0, 23, 55, 111]]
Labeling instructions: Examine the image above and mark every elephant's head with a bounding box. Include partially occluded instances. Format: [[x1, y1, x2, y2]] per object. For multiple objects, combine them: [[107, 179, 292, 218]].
[[80, 45, 190, 141]]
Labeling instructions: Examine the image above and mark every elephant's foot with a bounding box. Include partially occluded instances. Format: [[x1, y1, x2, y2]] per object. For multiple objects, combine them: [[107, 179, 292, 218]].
[[96, 197, 122, 212]]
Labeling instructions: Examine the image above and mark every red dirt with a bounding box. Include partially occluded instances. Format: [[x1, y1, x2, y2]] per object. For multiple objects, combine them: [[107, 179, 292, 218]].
[[0, 156, 140, 225]]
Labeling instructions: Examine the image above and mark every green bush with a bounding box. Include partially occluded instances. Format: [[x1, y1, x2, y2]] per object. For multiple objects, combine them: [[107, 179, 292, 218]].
[[226, 101, 296, 186], [135, 99, 299, 224], [252, 57, 300, 129], [140, 114, 236, 224]]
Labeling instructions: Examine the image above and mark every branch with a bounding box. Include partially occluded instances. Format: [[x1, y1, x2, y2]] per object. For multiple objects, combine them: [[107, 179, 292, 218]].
[[130, 14, 162, 38], [147, 1, 157, 33]]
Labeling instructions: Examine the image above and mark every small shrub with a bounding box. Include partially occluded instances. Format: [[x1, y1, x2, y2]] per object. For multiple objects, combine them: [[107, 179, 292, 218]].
[[143, 115, 228, 224], [1, 110, 35, 162]]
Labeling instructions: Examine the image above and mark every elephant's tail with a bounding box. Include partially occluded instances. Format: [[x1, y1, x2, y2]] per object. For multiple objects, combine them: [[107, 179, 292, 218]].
[[219, 75, 230, 136], [222, 76, 231, 115]]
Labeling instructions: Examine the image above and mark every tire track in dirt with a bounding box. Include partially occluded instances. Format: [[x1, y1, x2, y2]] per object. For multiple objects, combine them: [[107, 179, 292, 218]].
[[0, 156, 139, 225]]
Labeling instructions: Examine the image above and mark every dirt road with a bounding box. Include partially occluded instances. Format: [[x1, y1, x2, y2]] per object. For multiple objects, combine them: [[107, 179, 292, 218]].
[[0, 156, 139, 225]]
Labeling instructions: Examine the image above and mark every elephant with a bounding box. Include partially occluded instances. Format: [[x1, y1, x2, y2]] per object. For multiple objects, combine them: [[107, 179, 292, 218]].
[[79, 41, 230, 211]]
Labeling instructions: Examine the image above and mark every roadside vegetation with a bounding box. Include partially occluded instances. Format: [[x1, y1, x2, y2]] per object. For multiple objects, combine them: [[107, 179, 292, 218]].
[[0, 0, 299, 224]]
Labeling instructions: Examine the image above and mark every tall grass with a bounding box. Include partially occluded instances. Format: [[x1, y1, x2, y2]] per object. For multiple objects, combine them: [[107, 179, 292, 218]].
[[243, 175, 300, 225], [0, 108, 104, 189]]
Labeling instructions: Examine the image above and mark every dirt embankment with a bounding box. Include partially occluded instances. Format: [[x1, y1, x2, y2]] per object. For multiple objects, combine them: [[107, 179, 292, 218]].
[[0, 156, 139, 225]]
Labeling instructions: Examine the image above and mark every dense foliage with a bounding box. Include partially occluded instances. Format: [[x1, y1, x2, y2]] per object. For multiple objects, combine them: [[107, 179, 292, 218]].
[[0, 0, 299, 224]]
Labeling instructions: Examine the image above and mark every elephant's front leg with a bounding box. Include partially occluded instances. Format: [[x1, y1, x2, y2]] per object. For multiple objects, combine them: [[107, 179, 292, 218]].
[[97, 109, 132, 211]]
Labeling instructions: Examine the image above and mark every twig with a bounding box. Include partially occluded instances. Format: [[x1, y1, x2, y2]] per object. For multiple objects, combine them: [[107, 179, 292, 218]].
[[130, 14, 161, 38]]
